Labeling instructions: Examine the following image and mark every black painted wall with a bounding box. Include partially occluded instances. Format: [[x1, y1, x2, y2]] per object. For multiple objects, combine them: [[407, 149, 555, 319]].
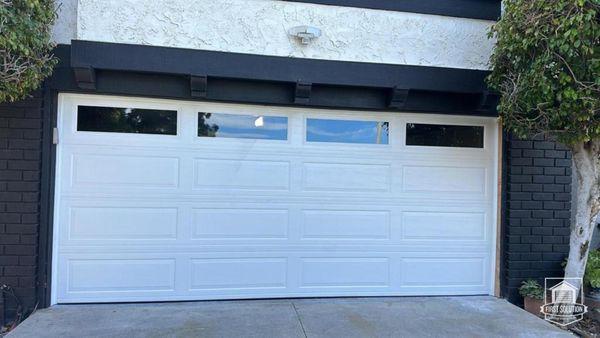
[[0, 91, 44, 326], [503, 134, 572, 304]]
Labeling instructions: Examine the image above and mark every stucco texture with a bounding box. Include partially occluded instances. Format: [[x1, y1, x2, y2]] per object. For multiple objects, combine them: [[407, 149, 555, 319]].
[[75, 0, 495, 70], [51, 0, 77, 44]]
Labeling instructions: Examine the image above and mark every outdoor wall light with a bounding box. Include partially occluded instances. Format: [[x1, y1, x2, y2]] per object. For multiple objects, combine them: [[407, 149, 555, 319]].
[[288, 25, 321, 45]]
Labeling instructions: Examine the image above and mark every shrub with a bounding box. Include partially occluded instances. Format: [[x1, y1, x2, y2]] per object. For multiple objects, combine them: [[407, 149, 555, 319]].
[[0, 0, 57, 103]]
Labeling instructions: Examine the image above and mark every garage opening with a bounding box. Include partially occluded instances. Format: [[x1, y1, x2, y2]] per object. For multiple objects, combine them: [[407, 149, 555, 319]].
[[51, 94, 499, 304]]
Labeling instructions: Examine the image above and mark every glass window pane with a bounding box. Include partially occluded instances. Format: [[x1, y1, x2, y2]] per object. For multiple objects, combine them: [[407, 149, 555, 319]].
[[77, 106, 177, 135], [198, 113, 288, 140], [406, 123, 484, 148], [306, 118, 389, 144]]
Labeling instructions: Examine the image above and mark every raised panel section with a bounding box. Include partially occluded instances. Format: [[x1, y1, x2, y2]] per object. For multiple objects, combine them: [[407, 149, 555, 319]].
[[401, 212, 485, 241], [302, 163, 390, 192], [301, 210, 390, 240], [69, 207, 178, 240], [72, 154, 179, 188], [194, 159, 290, 190], [67, 259, 175, 292], [300, 258, 389, 287], [403, 166, 485, 193], [190, 258, 287, 290], [192, 209, 288, 239], [400, 258, 485, 286]]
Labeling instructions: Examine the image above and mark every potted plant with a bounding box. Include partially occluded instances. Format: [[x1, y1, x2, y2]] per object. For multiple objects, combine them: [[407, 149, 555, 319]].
[[519, 279, 544, 316], [585, 250, 600, 295]]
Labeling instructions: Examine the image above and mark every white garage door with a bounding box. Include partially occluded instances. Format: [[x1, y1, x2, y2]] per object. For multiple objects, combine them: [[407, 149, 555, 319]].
[[52, 94, 498, 304]]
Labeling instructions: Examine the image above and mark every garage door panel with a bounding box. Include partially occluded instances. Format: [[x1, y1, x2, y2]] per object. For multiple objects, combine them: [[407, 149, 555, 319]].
[[68, 206, 178, 240], [401, 211, 486, 241], [70, 153, 180, 189], [64, 258, 176, 292], [54, 95, 497, 303], [189, 258, 288, 290], [299, 257, 390, 288], [300, 210, 391, 240], [301, 162, 392, 192], [402, 166, 486, 194], [191, 208, 289, 240], [193, 158, 291, 191], [399, 257, 487, 288]]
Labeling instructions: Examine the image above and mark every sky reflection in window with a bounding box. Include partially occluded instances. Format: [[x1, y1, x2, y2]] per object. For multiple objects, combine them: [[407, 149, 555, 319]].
[[306, 118, 389, 144], [198, 113, 288, 140]]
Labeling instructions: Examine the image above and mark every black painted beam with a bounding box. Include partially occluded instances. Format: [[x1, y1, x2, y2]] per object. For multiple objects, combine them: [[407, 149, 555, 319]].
[[71, 40, 490, 95], [282, 0, 501, 21], [56, 42, 497, 116]]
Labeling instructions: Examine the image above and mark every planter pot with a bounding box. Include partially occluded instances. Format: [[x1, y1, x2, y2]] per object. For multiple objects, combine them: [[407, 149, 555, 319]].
[[524, 296, 544, 317]]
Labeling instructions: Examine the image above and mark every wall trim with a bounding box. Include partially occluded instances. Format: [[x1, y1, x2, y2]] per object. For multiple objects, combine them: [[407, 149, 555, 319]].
[[281, 0, 501, 21]]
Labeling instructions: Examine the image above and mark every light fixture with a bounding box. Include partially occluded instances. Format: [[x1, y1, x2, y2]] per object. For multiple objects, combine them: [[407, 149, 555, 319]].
[[254, 116, 264, 127], [288, 25, 321, 45]]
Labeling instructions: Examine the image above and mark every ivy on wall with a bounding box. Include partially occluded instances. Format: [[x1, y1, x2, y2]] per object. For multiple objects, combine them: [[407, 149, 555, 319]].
[[488, 0, 599, 145]]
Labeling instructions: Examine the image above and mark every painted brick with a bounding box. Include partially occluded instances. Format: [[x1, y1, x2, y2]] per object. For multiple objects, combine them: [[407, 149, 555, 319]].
[[510, 140, 532, 149], [532, 210, 554, 218], [521, 201, 542, 209], [543, 184, 564, 193], [543, 236, 563, 244], [504, 135, 572, 305], [554, 193, 571, 201], [0, 94, 43, 325], [520, 218, 542, 227], [533, 142, 556, 150], [522, 167, 544, 175], [511, 158, 533, 166], [543, 201, 564, 210], [544, 167, 565, 175], [533, 158, 555, 167], [521, 184, 543, 192], [532, 193, 554, 201], [555, 176, 571, 184], [532, 175, 554, 184], [508, 192, 532, 201], [543, 219, 564, 227], [510, 175, 532, 183], [531, 227, 553, 236], [522, 149, 544, 157], [555, 159, 572, 167]]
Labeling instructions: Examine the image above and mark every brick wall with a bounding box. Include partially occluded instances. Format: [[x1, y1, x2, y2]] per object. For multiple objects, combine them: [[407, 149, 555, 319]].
[[0, 91, 44, 326], [504, 134, 572, 304]]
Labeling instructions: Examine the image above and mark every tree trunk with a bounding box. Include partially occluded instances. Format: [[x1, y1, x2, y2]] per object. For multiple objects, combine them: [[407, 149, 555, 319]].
[[564, 140, 600, 292]]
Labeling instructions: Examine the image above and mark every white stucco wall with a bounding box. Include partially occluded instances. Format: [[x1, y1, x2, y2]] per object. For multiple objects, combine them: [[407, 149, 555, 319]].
[[53, 0, 495, 70], [51, 0, 77, 44]]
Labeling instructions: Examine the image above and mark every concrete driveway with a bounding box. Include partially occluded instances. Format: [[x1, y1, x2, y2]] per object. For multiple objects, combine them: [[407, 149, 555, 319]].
[[8, 296, 571, 338]]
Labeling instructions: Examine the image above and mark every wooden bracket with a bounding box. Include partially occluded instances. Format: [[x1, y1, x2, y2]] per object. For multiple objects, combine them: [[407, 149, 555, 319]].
[[477, 91, 499, 111], [73, 67, 96, 90], [388, 87, 410, 109], [190, 75, 208, 98], [294, 81, 312, 104]]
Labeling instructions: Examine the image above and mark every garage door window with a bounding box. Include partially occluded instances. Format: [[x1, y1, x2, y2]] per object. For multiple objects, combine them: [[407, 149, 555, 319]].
[[77, 106, 177, 135], [306, 118, 389, 144], [406, 123, 484, 148], [198, 112, 288, 140]]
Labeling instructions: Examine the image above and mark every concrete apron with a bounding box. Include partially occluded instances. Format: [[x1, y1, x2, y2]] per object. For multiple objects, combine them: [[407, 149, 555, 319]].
[[8, 296, 572, 338]]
